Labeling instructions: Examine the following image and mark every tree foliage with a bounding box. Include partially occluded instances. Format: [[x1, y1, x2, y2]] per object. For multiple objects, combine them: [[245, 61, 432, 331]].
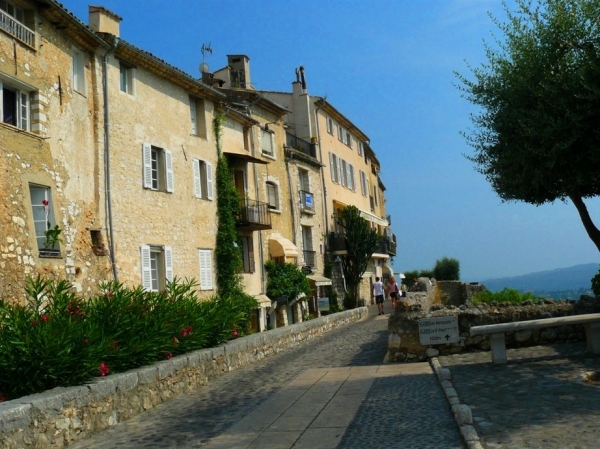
[[457, 0, 600, 251], [264, 260, 311, 301], [337, 206, 380, 308], [433, 257, 461, 281]]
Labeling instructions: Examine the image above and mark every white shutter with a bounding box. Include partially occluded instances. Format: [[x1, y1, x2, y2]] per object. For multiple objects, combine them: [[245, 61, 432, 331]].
[[199, 249, 213, 290], [206, 161, 214, 200], [329, 152, 335, 181], [270, 133, 275, 156], [19, 91, 29, 131], [164, 246, 173, 282], [346, 161, 352, 188], [337, 157, 343, 186], [360, 171, 366, 196], [165, 149, 174, 193], [350, 164, 356, 191], [142, 143, 153, 188], [193, 159, 202, 198], [190, 97, 197, 134], [348, 134, 353, 149], [140, 245, 152, 291]]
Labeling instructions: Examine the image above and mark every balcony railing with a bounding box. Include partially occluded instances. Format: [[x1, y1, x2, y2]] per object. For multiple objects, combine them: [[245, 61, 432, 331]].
[[299, 190, 315, 213], [0, 11, 34, 47], [237, 199, 271, 230], [303, 250, 317, 268], [286, 133, 317, 158], [328, 232, 347, 252]]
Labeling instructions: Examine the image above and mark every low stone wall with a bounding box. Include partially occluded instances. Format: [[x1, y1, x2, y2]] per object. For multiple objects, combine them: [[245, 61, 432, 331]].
[[387, 295, 600, 362], [0, 307, 368, 448]]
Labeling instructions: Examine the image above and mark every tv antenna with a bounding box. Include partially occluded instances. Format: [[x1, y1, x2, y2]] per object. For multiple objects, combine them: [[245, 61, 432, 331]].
[[199, 43, 213, 74]]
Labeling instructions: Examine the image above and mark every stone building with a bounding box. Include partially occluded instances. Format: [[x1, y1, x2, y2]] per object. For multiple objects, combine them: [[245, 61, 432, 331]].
[[0, 0, 114, 302]]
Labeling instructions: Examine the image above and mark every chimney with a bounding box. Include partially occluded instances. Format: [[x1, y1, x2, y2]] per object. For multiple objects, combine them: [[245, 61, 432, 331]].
[[89, 6, 122, 37], [227, 55, 251, 89]]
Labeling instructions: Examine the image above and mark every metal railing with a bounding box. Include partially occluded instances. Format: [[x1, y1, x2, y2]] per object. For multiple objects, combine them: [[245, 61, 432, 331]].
[[327, 232, 347, 252], [303, 250, 317, 268], [299, 190, 315, 213], [237, 199, 271, 228], [286, 133, 317, 158], [0, 11, 34, 47]]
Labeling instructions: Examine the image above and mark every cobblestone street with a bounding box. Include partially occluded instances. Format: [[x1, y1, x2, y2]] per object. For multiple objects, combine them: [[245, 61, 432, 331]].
[[70, 303, 463, 449]]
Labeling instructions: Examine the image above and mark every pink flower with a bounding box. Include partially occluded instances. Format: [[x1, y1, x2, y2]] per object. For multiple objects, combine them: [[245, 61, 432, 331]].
[[166, 353, 173, 360], [99, 363, 110, 376], [41, 315, 48, 323], [233, 330, 238, 338]]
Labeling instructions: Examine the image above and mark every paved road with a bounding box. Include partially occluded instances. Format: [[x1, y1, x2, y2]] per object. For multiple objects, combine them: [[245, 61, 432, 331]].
[[439, 342, 600, 449], [70, 302, 464, 449]]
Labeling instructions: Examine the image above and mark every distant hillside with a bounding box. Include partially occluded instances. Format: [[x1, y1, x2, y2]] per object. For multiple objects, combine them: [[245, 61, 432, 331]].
[[481, 263, 598, 297]]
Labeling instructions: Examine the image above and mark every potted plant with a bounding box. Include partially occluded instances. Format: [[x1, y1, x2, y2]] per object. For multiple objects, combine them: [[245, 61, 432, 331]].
[[40, 225, 62, 257]]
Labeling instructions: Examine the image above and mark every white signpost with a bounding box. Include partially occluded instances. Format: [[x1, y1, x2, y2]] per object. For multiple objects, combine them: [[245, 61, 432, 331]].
[[418, 316, 459, 345]]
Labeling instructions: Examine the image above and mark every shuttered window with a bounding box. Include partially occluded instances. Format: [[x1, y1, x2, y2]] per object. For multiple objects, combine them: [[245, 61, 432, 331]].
[[198, 249, 213, 290], [193, 159, 213, 200], [241, 236, 255, 273], [142, 143, 174, 193]]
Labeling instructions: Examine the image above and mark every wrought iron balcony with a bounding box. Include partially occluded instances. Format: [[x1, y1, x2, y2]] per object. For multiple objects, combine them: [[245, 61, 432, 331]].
[[236, 199, 271, 230], [327, 232, 347, 253], [303, 250, 317, 268], [0, 11, 34, 47], [388, 233, 397, 256], [299, 190, 315, 213], [286, 133, 317, 158]]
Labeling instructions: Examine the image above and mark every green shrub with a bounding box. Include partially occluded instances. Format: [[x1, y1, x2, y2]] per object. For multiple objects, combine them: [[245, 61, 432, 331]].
[[264, 260, 311, 301], [472, 288, 544, 305], [591, 266, 600, 296], [0, 276, 257, 401], [433, 257, 460, 281]]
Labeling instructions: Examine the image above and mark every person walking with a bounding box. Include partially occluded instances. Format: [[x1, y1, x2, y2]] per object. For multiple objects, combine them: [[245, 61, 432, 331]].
[[387, 276, 400, 310], [373, 277, 385, 315]]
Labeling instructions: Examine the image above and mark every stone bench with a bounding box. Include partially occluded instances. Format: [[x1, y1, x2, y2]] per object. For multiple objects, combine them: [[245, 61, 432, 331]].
[[470, 313, 600, 364]]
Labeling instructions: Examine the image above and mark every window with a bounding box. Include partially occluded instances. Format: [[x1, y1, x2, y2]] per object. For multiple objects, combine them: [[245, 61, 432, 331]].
[[240, 236, 255, 273], [343, 129, 349, 146], [299, 168, 314, 213], [0, 0, 34, 47], [141, 245, 173, 292], [0, 78, 30, 130], [337, 125, 343, 141], [119, 62, 135, 95], [349, 164, 356, 191], [198, 249, 213, 290], [326, 117, 333, 135], [302, 226, 316, 268], [261, 128, 274, 156], [72, 49, 86, 94], [299, 168, 310, 192], [358, 141, 364, 157], [29, 184, 57, 253], [142, 143, 174, 192], [329, 152, 339, 183], [266, 181, 279, 210], [189, 96, 207, 138], [192, 158, 213, 200], [347, 132, 353, 149], [341, 160, 348, 187], [360, 170, 368, 197], [373, 185, 379, 206]]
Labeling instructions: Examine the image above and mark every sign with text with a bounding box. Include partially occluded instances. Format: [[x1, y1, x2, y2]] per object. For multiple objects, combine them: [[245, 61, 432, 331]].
[[318, 297, 330, 312], [418, 316, 459, 345]]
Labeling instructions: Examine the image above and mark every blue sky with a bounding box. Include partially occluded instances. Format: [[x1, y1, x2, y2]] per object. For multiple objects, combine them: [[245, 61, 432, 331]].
[[59, 0, 600, 282]]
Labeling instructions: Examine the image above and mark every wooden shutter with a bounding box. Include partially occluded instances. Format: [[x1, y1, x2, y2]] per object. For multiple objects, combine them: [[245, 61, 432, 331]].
[[350, 164, 356, 191], [164, 246, 173, 282], [206, 161, 214, 200], [19, 91, 29, 131], [142, 143, 153, 188], [329, 152, 335, 181], [248, 236, 255, 273], [190, 97, 197, 134], [199, 249, 213, 290], [140, 245, 152, 291], [165, 150, 174, 192], [193, 159, 202, 198]]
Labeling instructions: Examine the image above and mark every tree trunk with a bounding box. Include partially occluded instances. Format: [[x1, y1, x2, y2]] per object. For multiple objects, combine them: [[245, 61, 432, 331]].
[[569, 194, 600, 253]]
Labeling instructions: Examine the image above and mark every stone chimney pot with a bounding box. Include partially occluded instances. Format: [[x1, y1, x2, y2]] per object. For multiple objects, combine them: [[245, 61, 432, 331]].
[[89, 6, 122, 37]]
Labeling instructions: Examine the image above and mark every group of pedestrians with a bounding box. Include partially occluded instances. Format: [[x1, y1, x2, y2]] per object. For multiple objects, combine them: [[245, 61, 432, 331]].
[[372, 276, 407, 315]]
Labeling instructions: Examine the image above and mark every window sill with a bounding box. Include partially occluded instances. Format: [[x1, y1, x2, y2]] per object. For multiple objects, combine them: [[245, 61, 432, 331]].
[[268, 209, 282, 214], [190, 134, 208, 140], [262, 152, 276, 160], [119, 90, 136, 98], [300, 208, 316, 215], [39, 249, 62, 259]]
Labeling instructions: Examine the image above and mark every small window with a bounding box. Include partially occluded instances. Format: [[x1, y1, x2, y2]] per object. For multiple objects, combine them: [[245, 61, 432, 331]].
[[142, 143, 174, 193], [0, 80, 30, 131], [347, 132, 353, 149], [337, 125, 343, 142], [326, 117, 333, 135], [342, 129, 349, 146], [358, 141, 364, 157], [119, 62, 135, 96], [299, 169, 310, 192], [341, 160, 348, 187], [190, 96, 207, 138], [141, 245, 173, 292], [72, 49, 86, 94], [240, 236, 255, 273], [266, 181, 279, 210], [329, 152, 340, 184], [261, 128, 274, 156], [360, 170, 368, 196], [373, 185, 378, 206], [29, 184, 59, 254], [198, 249, 213, 290], [192, 158, 213, 200]]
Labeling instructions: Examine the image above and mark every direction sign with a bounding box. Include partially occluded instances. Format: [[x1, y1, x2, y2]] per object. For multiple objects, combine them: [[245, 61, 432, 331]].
[[418, 316, 459, 345]]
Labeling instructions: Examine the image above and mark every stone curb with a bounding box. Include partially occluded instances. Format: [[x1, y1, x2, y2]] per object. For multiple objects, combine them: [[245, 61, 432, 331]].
[[0, 307, 368, 448], [429, 356, 484, 449]]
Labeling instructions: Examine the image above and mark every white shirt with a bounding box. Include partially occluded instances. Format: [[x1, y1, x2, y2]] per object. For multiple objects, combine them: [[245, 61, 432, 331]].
[[373, 281, 384, 296]]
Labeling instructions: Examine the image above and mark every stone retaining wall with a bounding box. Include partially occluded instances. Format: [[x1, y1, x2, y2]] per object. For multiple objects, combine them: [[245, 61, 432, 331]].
[[0, 307, 368, 448], [387, 293, 600, 363]]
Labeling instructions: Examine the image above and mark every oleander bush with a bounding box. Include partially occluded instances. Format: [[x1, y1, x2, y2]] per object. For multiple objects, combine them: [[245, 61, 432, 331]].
[[0, 276, 257, 401], [472, 288, 544, 305]]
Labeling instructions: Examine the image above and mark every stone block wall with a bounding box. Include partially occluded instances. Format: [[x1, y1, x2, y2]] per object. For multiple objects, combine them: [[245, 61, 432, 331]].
[[387, 293, 600, 363], [0, 307, 368, 448]]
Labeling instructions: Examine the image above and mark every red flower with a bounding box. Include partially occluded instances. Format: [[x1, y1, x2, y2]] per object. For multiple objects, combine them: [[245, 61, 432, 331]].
[[233, 330, 238, 338], [172, 337, 179, 344], [0, 394, 6, 402], [166, 352, 173, 360], [32, 320, 38, 326], [42, 200, 49, 206], [41, 315, 48, 323], [83, 339, 89, 345], [99, 363, 110, 376]]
